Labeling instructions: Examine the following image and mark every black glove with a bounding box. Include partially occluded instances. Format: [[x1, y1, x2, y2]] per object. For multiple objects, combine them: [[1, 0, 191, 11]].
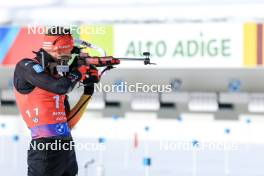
[[69, 47, 87, 72], [66, 70, 82, 85], [83, 65, 100, 95], [69, 55, 79, 72], [69, 55, 89, 82]]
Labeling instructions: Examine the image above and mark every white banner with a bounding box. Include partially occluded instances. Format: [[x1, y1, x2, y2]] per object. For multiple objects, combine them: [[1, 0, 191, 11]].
[[114, 23, 243, 68]]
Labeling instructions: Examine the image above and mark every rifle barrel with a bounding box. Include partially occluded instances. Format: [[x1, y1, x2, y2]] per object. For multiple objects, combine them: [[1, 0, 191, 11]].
[[115, 57, 147, 61]]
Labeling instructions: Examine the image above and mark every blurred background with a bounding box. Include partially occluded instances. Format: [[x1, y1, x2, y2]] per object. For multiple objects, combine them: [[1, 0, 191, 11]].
[[1, 0, 264, 175]]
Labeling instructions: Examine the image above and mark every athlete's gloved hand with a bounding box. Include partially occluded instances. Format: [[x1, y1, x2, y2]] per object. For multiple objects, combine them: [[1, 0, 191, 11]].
[[69, 55, 80, 72], [69, 54, 90, 81], [67, 70, 82, 83], [83, 65, 100, 95]]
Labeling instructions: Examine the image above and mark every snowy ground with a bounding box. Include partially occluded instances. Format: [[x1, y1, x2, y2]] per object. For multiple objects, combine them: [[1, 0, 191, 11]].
[[0, 113, 263, 176]]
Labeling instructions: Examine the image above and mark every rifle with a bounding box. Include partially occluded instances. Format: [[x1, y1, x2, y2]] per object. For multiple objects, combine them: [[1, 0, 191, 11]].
[[73, 39, 155, 77]]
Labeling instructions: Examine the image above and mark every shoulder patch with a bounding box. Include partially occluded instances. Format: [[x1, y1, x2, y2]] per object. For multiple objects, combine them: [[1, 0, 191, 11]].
[[32, 64, 44, 73]]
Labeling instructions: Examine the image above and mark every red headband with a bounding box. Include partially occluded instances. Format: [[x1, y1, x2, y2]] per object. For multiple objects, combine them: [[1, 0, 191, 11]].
[[42, 34, 74, 52]]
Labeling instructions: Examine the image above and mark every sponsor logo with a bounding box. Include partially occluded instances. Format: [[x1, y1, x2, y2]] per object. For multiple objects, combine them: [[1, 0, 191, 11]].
[[32, 64, 44, 73], [55, 124, 66, 134], [32, 117, 39, 123]]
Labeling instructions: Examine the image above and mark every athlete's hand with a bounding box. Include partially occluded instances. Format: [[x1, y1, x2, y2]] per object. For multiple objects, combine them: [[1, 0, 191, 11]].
[[83, 65, 100, 95]]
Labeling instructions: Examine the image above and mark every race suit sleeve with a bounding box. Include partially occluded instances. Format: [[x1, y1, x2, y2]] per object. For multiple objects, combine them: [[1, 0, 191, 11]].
[[13, 58, 81, 95]]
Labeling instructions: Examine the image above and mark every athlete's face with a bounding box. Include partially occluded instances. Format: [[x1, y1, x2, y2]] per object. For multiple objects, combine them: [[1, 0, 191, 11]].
[[47, 49, 72, 74], [48, 49, 72, 62]]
